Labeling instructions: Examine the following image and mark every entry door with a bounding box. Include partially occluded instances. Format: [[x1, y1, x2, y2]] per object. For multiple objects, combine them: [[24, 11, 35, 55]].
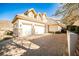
[[22, 24, 32, 36], [35, 26, 45, 34]]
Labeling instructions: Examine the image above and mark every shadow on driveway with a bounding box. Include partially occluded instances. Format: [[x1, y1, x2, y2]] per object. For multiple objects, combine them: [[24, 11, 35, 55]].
[[0, 34, 68, 56], [21, 34, 67, 56]]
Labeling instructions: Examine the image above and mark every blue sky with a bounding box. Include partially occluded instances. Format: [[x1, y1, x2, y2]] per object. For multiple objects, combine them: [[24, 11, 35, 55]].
[[0, 3, 60, 21]]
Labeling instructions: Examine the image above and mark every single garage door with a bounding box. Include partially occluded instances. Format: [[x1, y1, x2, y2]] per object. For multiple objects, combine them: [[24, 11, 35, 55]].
[[48, 25, 59, 32], [35, 25, 45, 34], [22, 24, 32, 36]]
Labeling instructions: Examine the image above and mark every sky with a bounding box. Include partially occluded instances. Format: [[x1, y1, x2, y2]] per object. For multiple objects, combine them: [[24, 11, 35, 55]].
[[0, 3, 60, 21]]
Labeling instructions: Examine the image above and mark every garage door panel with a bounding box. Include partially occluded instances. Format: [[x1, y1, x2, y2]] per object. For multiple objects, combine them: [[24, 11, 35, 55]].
[[49, 25, 58, 32], [22, 25, 32, 36], [35, 26, 45, 34]]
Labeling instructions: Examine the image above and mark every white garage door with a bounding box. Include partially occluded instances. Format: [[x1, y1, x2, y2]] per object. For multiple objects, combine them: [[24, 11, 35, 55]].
[[22, 24, 32, 36], [49, 26, 58, 32], [35, 26, 45, 34]]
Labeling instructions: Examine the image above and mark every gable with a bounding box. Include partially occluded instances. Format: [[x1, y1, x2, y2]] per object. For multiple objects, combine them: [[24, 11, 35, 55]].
[[12, 8, 47, 24], [27, 11, 35, 18], [24, 8, 37, 18], [36, 14, 41, 21]]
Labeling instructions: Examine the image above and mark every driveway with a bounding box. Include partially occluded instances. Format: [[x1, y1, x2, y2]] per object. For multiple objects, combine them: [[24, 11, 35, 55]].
[[0, 33, 67, 56]]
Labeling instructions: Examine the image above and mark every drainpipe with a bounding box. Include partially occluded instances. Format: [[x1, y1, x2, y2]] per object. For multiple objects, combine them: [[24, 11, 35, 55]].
[[32, 24, 35, 35], [45, 24, 48, 33]]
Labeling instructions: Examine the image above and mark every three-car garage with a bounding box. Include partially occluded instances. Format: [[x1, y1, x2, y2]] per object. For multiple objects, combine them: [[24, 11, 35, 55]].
[[19, 21, 45, 37]]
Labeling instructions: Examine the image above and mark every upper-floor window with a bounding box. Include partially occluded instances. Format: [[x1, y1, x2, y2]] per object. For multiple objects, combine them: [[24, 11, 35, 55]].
[[28, 12, 34, 18]]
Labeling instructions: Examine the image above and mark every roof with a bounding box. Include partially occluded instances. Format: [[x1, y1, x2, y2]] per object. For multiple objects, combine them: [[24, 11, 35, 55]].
[[12, 8, 47, 24], [12, 8, 65, 28], [46, 17, 61, 24], [47, 17, 66, 28], [12, 14, 45, 24], [24, 8, 37, 17]]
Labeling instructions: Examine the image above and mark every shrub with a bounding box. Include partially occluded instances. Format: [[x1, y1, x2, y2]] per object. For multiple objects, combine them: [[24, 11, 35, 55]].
[[61, 28, 67, 33], [5, 30, 13, 35], [67, 25, 79, 34]]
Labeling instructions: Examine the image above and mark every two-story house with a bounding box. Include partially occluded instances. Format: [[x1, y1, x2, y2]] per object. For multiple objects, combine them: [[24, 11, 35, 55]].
[[12, 8, 63, 37]]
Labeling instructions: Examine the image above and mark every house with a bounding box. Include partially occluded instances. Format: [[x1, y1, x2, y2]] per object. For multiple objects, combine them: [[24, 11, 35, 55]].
[[12, 8, 63, 37]]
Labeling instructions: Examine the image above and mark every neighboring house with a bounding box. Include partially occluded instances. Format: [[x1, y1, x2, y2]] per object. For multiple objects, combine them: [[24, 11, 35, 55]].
[[12, 8, 63, 37]]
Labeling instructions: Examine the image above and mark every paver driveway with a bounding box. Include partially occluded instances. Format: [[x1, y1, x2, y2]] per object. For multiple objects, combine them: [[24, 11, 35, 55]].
[[0, 33, 67, 56]]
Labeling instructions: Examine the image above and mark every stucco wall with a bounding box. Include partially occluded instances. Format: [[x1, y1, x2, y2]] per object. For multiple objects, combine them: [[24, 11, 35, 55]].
[[36, 14, 41, 21], [14, 19, 46, 37], [13, 20, 19, 37], [42, 14, 47, 23], [19, 19, 45, 26]]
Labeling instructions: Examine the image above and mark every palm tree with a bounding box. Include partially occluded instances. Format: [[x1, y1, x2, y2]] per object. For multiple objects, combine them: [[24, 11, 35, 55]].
[[55, 3, 79, 26]]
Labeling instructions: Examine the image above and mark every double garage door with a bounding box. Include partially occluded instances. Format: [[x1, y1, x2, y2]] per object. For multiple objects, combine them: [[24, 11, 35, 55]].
[[22, 24, 32, 36], [22, 24, 45, 36], [35, 25, 45, 34]]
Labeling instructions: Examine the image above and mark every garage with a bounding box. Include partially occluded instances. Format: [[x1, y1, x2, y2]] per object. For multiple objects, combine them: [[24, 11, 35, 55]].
[[48, 25, 59, 32], [34, 25, 45, 34], [22, 24, 32, 36]]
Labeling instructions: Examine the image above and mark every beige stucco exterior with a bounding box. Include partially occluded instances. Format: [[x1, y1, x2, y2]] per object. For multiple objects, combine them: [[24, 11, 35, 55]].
[[12, 8, 63, 37]]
